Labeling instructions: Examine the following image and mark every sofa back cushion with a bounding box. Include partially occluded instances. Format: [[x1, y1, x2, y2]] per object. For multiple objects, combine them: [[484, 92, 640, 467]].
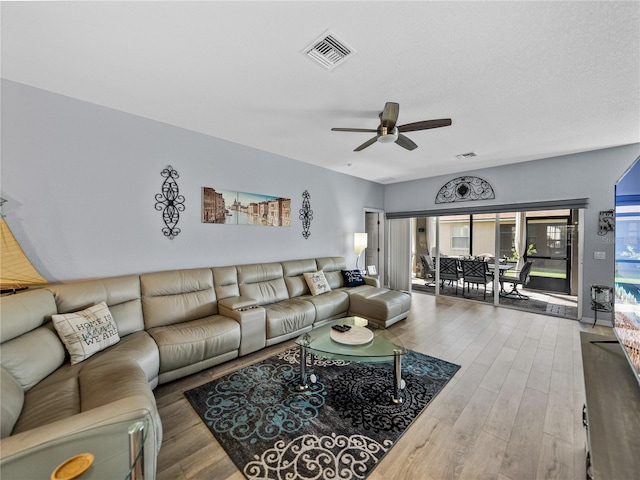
[[140, 268, 217, 329], [212, 266, 240, 300], [281, 259, 317, 297], [0, 289, 65, 392], [0, 288, 57, 344], [47, 275, 143, 337], [237, 262, 288, 306], [1, 325, 66, 392], [1, 367, 24, 438], [316, 257, 348, 289]]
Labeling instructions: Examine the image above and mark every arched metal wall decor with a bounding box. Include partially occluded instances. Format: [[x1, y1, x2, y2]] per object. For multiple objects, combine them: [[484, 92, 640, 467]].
[[154, 165, 185, 239], [299, 190, 313, 239], [435, 176, 495, 204]]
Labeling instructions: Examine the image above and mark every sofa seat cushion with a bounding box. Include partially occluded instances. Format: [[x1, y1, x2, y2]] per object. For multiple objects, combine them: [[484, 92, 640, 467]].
[[303, 290, 349, 322], [348, 289, 412, 327], [83, 331, 160, 388], [147, 315, 240, 374], [12, 360, 152, 435], [11, 363, 82, 434], [78, 361, 158, 414], [264, 299, 315, 339], [337, 284, 378, 296]]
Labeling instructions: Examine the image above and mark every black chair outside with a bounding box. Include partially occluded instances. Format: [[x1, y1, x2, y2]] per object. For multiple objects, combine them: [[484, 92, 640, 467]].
[[439, 257, 461, 294], [499, 260, 534, 299], [419, 254, 436, 287], [460, 259, 493, 300]]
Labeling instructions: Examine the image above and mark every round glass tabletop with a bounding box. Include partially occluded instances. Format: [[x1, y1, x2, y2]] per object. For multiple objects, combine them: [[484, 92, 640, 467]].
[[295, 316, 406, 364]]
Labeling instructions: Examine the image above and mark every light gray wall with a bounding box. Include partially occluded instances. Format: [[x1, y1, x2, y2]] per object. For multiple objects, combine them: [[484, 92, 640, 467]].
[[4, 78, 638, 321], [1, 80, 383, 280], [384, 144, 640, 319]]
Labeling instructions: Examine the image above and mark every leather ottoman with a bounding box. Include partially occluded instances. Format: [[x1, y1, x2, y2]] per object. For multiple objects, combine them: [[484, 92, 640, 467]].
[[348, 288, 411, 328]]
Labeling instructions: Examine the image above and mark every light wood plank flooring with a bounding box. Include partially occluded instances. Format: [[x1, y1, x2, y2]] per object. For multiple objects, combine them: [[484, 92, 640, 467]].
[[154, 292, 612, 479]]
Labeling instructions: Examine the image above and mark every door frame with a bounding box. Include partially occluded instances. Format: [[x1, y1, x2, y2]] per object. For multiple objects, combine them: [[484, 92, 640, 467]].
[[364, 208, 385, 287], [525, 214, 572, 293]]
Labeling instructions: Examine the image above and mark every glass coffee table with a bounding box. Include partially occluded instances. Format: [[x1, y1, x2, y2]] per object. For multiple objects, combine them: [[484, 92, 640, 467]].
[[294, 316, 407, 404]]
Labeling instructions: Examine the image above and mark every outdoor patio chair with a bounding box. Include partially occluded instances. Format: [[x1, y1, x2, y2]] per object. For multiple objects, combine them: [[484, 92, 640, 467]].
[[439, 257, 461, 294], [499, 260, 534, 299], [460, 259, 493, 300], [419, 254, 436, 287]]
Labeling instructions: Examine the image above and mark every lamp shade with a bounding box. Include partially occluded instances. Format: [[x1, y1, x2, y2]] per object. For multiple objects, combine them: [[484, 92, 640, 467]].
[[354, 232, 368, 255]]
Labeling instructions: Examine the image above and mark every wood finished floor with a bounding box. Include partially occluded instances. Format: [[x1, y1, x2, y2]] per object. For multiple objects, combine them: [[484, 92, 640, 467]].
[[153, 292, 612, 480]]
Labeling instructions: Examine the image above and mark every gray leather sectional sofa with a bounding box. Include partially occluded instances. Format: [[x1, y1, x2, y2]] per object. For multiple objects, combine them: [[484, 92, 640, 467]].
[[0, 256, 411, 478]]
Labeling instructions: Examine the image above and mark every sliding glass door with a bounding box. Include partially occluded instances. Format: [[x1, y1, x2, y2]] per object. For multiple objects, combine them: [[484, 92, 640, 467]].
[[525, 215, 571, 293], [409, 208, 579, 318]]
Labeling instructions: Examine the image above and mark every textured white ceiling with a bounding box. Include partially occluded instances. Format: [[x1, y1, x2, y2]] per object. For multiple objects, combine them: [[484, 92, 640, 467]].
[[2, 1, 639, 184]]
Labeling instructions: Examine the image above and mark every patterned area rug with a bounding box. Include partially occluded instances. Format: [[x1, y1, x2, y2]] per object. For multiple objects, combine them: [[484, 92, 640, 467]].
[[185, 348, 459, 480]]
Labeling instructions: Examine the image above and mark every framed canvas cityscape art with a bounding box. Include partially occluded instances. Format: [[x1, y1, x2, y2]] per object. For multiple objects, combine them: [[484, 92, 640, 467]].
[[202, 187, 291, 227]]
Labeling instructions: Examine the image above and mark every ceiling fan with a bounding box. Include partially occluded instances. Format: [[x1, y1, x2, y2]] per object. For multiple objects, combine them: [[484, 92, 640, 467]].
[[331, 102, 452, 151]]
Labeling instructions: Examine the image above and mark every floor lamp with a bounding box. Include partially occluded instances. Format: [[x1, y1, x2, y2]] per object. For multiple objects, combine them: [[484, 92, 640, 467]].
[[354, 232, 368, 271]]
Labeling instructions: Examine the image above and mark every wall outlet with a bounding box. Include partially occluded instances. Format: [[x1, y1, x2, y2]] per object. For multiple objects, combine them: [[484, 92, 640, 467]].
[[594, 251, 606, 260]]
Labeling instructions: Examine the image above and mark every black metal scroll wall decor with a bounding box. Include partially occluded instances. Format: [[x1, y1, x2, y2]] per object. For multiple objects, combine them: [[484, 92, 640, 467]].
[[154, 165, 185, 239], [435, 176, 495, 204], [299, 190, 313, 239]]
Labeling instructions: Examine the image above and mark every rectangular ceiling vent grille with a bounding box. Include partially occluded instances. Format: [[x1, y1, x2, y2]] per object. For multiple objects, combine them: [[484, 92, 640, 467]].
[[304, 31, 355, 70]]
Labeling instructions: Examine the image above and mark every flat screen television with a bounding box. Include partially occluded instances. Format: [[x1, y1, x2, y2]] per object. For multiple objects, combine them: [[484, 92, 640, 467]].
[[614, 156, 640, 386]]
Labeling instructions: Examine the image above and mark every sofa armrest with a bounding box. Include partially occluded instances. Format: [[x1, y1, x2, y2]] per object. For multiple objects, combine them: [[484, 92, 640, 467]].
[[218, 299, 266, 356], [0, 397, 160, 480], [363, 276, 380, 288], [218, 295, 259, 311]]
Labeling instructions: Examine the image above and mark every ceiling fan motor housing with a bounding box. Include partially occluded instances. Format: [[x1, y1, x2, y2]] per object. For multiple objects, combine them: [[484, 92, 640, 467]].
[[378, 126, 398, 143]]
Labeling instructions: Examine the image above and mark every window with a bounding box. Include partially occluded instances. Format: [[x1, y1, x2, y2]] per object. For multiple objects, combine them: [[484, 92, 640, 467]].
[[451, 225, 470, 249], [547, 225, 564, 250]]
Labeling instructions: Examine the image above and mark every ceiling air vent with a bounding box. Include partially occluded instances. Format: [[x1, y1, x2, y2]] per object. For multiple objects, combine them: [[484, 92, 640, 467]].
[[304, 31, 356, 70], [376, 176, 396, 184], [456, 152, 478, 160]]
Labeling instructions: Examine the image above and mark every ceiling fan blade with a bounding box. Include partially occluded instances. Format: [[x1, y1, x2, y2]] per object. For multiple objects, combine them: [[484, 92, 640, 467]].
[[331, 128, 378, 133], [395, 134, 418, 151], [398, 118, 452, 133], [380, 102, 400, 129], [354, 136, 379, 152]]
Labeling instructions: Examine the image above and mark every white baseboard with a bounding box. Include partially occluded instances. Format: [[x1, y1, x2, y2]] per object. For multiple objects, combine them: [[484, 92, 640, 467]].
[[580, 317, 614, 328]]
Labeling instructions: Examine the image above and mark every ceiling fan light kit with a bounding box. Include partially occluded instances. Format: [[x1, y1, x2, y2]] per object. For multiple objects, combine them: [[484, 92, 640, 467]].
[[331, 102, 452, 152], [377, 126, 398, 144]]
